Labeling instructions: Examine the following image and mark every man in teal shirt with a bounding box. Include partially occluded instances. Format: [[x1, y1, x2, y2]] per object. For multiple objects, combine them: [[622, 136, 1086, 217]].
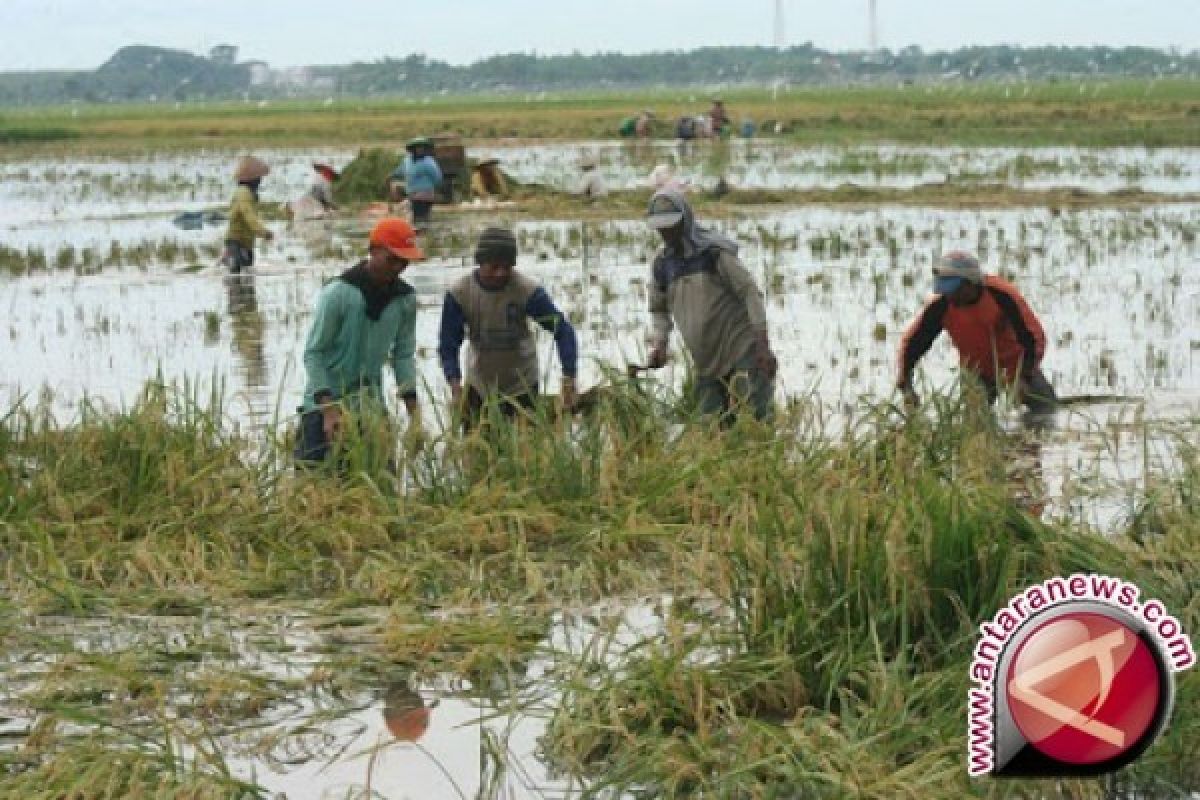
[[296, 217, 424, 465]]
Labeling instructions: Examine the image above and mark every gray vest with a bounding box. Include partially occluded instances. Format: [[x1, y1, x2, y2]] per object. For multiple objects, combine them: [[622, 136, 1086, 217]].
[[449, 271, 540, 395]]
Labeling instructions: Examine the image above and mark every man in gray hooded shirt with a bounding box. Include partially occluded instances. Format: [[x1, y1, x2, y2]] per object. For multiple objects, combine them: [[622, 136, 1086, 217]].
[[645, 188, 777, 422]]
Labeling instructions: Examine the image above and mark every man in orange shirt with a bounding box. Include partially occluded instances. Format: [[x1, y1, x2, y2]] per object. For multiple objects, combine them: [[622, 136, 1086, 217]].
[[897, 251, 1057, 413]]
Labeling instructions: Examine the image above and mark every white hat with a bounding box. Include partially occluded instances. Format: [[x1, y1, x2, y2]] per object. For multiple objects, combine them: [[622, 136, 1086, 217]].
[[648, 164, 673, 189]]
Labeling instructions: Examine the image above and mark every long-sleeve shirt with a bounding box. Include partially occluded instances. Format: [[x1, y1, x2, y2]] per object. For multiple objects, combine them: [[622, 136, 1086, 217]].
[[225, 186, 270, 247], [439, 271, 577, 395], [289, 177, 335, 220], [301, 278, 417, 411], [394, 155, 443, 199], [648, 245, 767, 379], [897, 274, 1046, 384], [308, 176, 335, 209]]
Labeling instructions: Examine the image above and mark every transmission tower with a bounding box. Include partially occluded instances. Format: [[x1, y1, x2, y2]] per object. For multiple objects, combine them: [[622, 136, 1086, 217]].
[[868, 0, 879, 52], [773, 0, 785, 49]]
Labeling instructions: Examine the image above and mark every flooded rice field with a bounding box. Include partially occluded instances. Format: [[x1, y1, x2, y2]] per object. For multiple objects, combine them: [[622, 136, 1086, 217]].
[[4, 194, 1200, 531], [5, 201, 1198, 425], [488, 141, 1200, 194], [3, 142, 1199, 233], [2, 144, 1199, 798], [0, 149, 355, 229]]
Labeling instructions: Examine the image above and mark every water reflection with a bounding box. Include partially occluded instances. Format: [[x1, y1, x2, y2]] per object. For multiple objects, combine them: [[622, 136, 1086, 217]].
[[621, 137, 656, 169], [381, 682, 433, 743], [225, 274, 269, 418], [1007, 421, 1051, 520], [225, 275, 263, 382]]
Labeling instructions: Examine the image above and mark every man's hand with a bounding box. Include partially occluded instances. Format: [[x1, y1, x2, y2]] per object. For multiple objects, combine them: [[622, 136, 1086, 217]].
[[321, 404, 342, 441], [646, 345, 667, 369], [560, 377, 577, 412], [754, 334, 778, 380]]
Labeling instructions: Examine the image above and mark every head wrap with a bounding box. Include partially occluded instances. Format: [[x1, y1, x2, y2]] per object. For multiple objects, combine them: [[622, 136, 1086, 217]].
[[474, 226, 518, 266]]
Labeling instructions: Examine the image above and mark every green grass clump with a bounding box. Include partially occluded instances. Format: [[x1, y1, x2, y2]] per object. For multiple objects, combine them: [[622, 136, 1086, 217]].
[[333, 146, 400, 205], [0, 123, 78, 143], [0, 744, 260, 800]]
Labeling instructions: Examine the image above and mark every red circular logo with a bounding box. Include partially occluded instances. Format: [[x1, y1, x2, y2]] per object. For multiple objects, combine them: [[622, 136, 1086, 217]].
[[1006, 611, 1162, 765]]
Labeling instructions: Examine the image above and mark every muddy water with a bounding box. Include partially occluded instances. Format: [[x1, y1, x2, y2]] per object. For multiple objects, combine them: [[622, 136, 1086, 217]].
[[0, 149, 356, 228], [479, 141, 1200, 194], [3, 144, 1198, 230], [4, 205, 1197, 423], [0, 606, 566, 800], [0, 603, 673, 799]]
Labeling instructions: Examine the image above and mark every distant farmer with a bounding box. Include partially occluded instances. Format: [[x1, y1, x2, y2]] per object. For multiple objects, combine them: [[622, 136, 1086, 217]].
[[709, 99, 730, 135], [619, 109, 656, 138], [222, 155, 273, 273], [577, 158, 608, 199], [635, 109, 655, 137], [296, 217, 424, 466], [897, 251, 1056, 413], [438, 227, 578, 428], [310, 162, 339, 210], [675, 115, 697, 141], [648, 163, 689, 193], [289, 162, 339, 220], [392, 137, 443, 226], [644, 188, 777, 423], [470, 157, 509, 200]]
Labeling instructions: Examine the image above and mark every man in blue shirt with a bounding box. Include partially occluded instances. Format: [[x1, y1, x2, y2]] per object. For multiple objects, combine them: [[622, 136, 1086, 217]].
[[439, 227, 578, 428], [392, 137, 443, 227]]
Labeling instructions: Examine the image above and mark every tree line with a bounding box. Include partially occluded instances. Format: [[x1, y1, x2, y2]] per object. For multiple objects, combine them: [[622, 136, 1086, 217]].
[[0, 43, 1197, 106]]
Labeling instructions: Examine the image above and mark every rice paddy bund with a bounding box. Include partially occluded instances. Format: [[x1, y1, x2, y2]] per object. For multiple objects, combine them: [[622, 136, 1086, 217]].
[[2, 91, 1200, 798]]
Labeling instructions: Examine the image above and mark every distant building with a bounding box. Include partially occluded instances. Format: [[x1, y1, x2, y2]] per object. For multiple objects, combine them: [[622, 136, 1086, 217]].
[[209, 45, 238, 65], [247, 62, 272, 86], [246, 63, 332, 91]]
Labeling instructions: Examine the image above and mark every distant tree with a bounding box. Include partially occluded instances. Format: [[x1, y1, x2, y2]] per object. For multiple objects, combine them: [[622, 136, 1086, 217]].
[[0, 43, 1197, 106]]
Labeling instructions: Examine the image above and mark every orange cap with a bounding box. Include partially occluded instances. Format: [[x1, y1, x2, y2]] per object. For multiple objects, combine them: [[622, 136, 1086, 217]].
[[369, 217, 424, 261]]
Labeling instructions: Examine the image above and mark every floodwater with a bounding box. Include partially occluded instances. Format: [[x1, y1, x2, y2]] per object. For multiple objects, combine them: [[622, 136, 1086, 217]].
[[0, 598, 674, 799], [2, 142, 1198, 232], [5, 202, 1198, 426], [2, 144, 1199, 798], [475, 141, 1200, 194]]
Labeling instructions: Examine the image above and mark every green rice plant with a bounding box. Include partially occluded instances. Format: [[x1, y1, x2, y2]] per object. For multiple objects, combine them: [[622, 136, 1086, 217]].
[[202, 310, 220, 339], [539, 400, 1200, 797], [334, 147, 400, 205], [381, 607, 550, 683], [0, 123, 78, 144], [0, 743, 262, 799]]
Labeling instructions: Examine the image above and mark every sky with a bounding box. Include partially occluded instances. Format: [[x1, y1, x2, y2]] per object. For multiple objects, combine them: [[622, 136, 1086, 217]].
[[0, 0, 1195, 72]]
